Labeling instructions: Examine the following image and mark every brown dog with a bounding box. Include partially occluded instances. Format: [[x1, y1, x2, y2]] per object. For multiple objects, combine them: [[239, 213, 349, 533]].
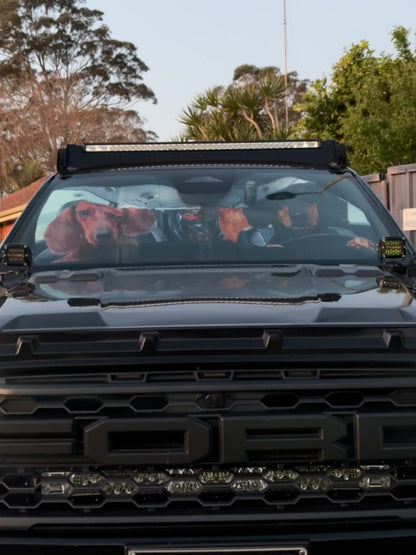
[[44, 200, 155, 262]]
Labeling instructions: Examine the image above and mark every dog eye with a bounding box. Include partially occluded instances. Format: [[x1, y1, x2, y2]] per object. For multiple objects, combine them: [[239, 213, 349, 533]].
[[77, 209, 90, 217], [108, 213, 122, 220]]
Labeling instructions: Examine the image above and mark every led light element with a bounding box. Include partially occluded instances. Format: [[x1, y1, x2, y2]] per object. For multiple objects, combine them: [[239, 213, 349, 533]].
[[199, 470, 233, 484], [328, 468, 361, 481], [296, 477, 330, 492], [167, 479, 202, 494], [264, 469, 299, 482], [102, 481, 138, 496], [133, 472, 168, 485], [233, 466, 265, 475], [167, 468, 200, 476], [231, 478, 268, 493], [85, 141, 320, 153]]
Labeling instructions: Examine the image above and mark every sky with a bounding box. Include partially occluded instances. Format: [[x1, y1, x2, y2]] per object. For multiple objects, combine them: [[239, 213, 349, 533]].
[[85, 0, 416, 141]]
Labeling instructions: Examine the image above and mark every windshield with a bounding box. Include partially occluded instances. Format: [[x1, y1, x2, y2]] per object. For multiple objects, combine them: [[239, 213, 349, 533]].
[[14, 166, 398, 268]]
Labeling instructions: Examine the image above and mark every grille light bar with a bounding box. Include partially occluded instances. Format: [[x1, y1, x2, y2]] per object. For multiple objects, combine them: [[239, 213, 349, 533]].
[[40, 465, 393, 500], [85, 141, 320, 153]]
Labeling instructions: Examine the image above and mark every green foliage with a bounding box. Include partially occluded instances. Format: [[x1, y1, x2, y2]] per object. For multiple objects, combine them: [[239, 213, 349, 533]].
[[296, 27, 416, 174], [179, 65, 308, 141]]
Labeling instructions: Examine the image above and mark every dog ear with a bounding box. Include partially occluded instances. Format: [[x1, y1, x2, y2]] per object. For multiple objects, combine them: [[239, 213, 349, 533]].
[[44, 206, 83, 255], [121, 208, 155, 236]]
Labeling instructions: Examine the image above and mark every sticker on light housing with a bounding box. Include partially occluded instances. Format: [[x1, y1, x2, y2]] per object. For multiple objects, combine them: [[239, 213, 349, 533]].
[[1, 244, 31, 266], [378, 236, 406, 260]]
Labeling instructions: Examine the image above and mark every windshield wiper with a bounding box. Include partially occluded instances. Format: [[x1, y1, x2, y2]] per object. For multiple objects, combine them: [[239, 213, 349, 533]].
[[66, 291, 341, 309]]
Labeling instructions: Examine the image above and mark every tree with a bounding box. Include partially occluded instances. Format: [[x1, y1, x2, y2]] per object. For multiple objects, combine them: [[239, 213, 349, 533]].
[[295, 27, 416, 174], [178, 65, 308, 141], [0, 0, 156, 192], [0, 79, 47, 193]]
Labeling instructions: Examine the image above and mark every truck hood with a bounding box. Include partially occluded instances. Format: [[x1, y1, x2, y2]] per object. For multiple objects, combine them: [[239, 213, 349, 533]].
[[0, 265, 415, 331]]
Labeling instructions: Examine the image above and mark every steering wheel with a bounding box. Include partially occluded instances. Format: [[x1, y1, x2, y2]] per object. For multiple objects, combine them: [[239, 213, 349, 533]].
[[278, 232, 375, 260]]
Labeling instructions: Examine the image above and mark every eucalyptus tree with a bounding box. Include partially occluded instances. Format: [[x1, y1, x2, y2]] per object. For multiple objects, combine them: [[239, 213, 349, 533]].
[[0, 0, 156, 189]]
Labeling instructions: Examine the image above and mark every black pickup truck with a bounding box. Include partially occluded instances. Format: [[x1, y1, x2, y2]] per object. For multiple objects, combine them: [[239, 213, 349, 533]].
[[1, 140, 416, 554]]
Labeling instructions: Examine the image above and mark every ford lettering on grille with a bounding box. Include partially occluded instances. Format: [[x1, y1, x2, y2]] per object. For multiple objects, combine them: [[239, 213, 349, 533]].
[[82, 413, 416, 464]]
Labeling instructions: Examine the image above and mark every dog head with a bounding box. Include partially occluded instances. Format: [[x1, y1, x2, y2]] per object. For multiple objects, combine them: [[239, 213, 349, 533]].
[[74, 201, 125, 245], [44, 201, 155, 257]]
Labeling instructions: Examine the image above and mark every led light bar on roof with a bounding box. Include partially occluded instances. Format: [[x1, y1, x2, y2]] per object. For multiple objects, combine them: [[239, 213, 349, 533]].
[[57, 140, 348, 173], [85, 141, 320, 153]]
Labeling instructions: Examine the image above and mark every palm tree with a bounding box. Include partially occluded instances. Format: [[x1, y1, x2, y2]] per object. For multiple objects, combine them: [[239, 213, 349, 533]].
[[178, 65, 306, 141]]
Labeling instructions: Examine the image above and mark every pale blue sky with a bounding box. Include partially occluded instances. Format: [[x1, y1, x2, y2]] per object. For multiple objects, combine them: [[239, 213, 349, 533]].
[[86, 0, 416, 140]]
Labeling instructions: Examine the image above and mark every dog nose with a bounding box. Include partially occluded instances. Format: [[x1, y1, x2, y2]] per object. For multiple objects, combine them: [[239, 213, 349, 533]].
[[94, 228, 113, 242]]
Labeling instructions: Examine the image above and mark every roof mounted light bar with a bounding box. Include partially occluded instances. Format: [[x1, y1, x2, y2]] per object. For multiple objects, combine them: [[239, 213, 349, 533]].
[[85, 140, 320, 152], [57, 140, 347, 173]]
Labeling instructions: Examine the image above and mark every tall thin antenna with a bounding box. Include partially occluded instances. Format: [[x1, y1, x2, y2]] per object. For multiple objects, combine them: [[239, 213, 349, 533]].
[[283, 0, 289, 127]]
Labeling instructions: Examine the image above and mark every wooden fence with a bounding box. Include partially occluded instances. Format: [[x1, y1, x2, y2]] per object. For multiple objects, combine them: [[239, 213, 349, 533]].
[[362, 164, 416, 246]]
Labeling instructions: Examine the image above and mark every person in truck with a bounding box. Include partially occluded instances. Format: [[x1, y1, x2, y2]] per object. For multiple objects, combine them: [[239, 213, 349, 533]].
[[218, 181, 375, 252]]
